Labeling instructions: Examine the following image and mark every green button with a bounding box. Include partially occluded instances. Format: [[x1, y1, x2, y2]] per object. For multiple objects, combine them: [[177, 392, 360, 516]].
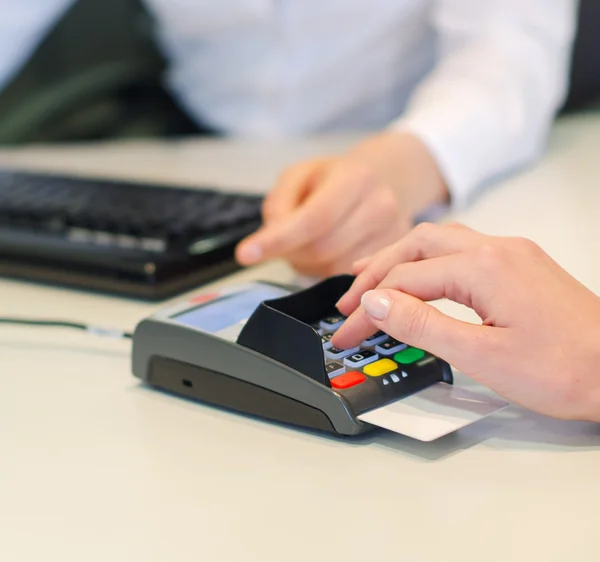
[[394, 347, 425, 364]]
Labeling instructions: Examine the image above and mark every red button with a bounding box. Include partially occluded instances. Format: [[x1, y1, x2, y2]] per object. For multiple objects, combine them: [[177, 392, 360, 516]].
[[330, 371, 366, 389], [189, 292, 220, 304]]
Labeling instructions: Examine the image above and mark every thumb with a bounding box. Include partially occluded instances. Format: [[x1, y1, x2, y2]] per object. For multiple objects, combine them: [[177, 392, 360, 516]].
[[360, 289, 493, 372]]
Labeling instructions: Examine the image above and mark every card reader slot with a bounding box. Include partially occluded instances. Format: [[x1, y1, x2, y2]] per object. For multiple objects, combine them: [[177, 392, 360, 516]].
[[260, 274, 354, 326], [237, 275, 356, 388], [147, 355, 337, 433]]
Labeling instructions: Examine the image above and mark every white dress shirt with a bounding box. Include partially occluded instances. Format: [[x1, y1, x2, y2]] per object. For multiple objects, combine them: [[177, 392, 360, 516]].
[[0, 0, 578, 207]]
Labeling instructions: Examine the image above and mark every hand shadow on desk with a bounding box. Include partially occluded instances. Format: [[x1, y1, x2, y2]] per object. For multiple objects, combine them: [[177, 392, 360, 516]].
[[134, 380, 598, 463], [357, 408, 600, 463], [356, 372, 600, 462], [130, 368, 600, 463]]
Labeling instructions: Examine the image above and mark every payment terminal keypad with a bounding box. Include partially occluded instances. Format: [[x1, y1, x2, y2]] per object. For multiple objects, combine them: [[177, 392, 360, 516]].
[[311, 316, 433, 393], [343, 349, 378, 368], [320, 315, 345, 331], [361, 331, 388, 346], [325, 361, 345, 378], [321, 332, 335, 347], [375, 338, 407, 355], [330, 371, 367, 389], [325, 346, 360, 361]]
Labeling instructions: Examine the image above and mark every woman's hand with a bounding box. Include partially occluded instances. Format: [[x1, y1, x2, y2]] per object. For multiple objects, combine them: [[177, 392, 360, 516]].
[[333, 223, 600, 423], [235, 132, 448, 277]]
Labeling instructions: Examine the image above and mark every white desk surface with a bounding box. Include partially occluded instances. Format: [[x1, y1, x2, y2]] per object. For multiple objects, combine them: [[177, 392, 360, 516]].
[[1, 115, 600, 562]]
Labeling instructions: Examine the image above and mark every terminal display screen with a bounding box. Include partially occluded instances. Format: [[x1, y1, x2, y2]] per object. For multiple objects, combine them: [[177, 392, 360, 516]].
[[172, 284, 289, 334]]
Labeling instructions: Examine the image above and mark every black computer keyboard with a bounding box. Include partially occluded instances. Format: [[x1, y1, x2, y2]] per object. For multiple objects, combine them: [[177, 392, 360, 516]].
[[0, 169, 263, 299]]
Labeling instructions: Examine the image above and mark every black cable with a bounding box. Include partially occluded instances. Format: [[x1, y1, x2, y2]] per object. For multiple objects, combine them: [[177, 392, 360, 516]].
[[0, 318, 87, 330], [0, 317, 133, 339]]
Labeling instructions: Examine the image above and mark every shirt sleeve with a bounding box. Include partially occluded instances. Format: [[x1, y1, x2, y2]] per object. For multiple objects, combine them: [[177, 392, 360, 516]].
[[390, 0, 579, 210], [0, 0, 75, 92]]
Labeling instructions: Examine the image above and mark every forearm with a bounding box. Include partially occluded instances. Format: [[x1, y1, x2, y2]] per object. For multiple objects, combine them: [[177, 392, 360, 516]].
[[390, 0, 578, 209]]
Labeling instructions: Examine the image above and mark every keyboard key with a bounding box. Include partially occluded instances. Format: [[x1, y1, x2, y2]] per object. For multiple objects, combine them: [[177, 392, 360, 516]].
[[116, 234, 139, 249], [330, 371, 366, 390], [363, 358, 397, 377], [390, 373, 400, 383], [361, 331, 388, 346], [375, 338, 407, 356], [394, 347, 426, 364], [140, 237, 167, 253], [320, 315, 345, 331], [325, 361, 345, 379], [325, 346, 360, 361], [343, 349, 379, 369], [67, 227, 93, 243], [95, 231, 116, 246], [321, 332, 335, 349]]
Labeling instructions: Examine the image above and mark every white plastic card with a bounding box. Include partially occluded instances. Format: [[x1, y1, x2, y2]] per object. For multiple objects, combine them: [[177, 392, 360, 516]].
[[357, 382, 509, 441]]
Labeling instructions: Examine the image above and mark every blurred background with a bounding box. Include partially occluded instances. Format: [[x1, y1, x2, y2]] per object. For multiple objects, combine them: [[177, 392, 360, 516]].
[[0, 0, 598, 147]]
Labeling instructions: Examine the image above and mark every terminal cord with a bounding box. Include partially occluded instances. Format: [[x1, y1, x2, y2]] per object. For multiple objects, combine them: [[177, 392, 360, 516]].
[[0, 317, 133, 340]]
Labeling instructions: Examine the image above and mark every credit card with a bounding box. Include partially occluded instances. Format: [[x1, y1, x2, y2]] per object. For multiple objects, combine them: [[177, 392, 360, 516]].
[[357, 382, 509, 441]]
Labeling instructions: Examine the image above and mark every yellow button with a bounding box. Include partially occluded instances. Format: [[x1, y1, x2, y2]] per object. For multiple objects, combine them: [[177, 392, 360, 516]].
[[363, 359, 397, 377]]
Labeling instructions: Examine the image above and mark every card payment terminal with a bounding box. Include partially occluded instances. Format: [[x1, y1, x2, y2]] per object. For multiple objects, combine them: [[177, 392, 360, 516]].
[[131, 275, 454, 436]]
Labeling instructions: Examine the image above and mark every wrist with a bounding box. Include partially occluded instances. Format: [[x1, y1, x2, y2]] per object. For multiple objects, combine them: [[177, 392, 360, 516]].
[[571, 324, 600, 423], [584, 334, 600, 423], [582, 386, 600, 424], [346, 131, 450, 216]]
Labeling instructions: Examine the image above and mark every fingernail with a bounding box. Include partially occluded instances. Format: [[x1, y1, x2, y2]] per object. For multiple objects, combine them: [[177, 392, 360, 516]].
[[238, 242, 262, 264], [361, 290, 391, 321]]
